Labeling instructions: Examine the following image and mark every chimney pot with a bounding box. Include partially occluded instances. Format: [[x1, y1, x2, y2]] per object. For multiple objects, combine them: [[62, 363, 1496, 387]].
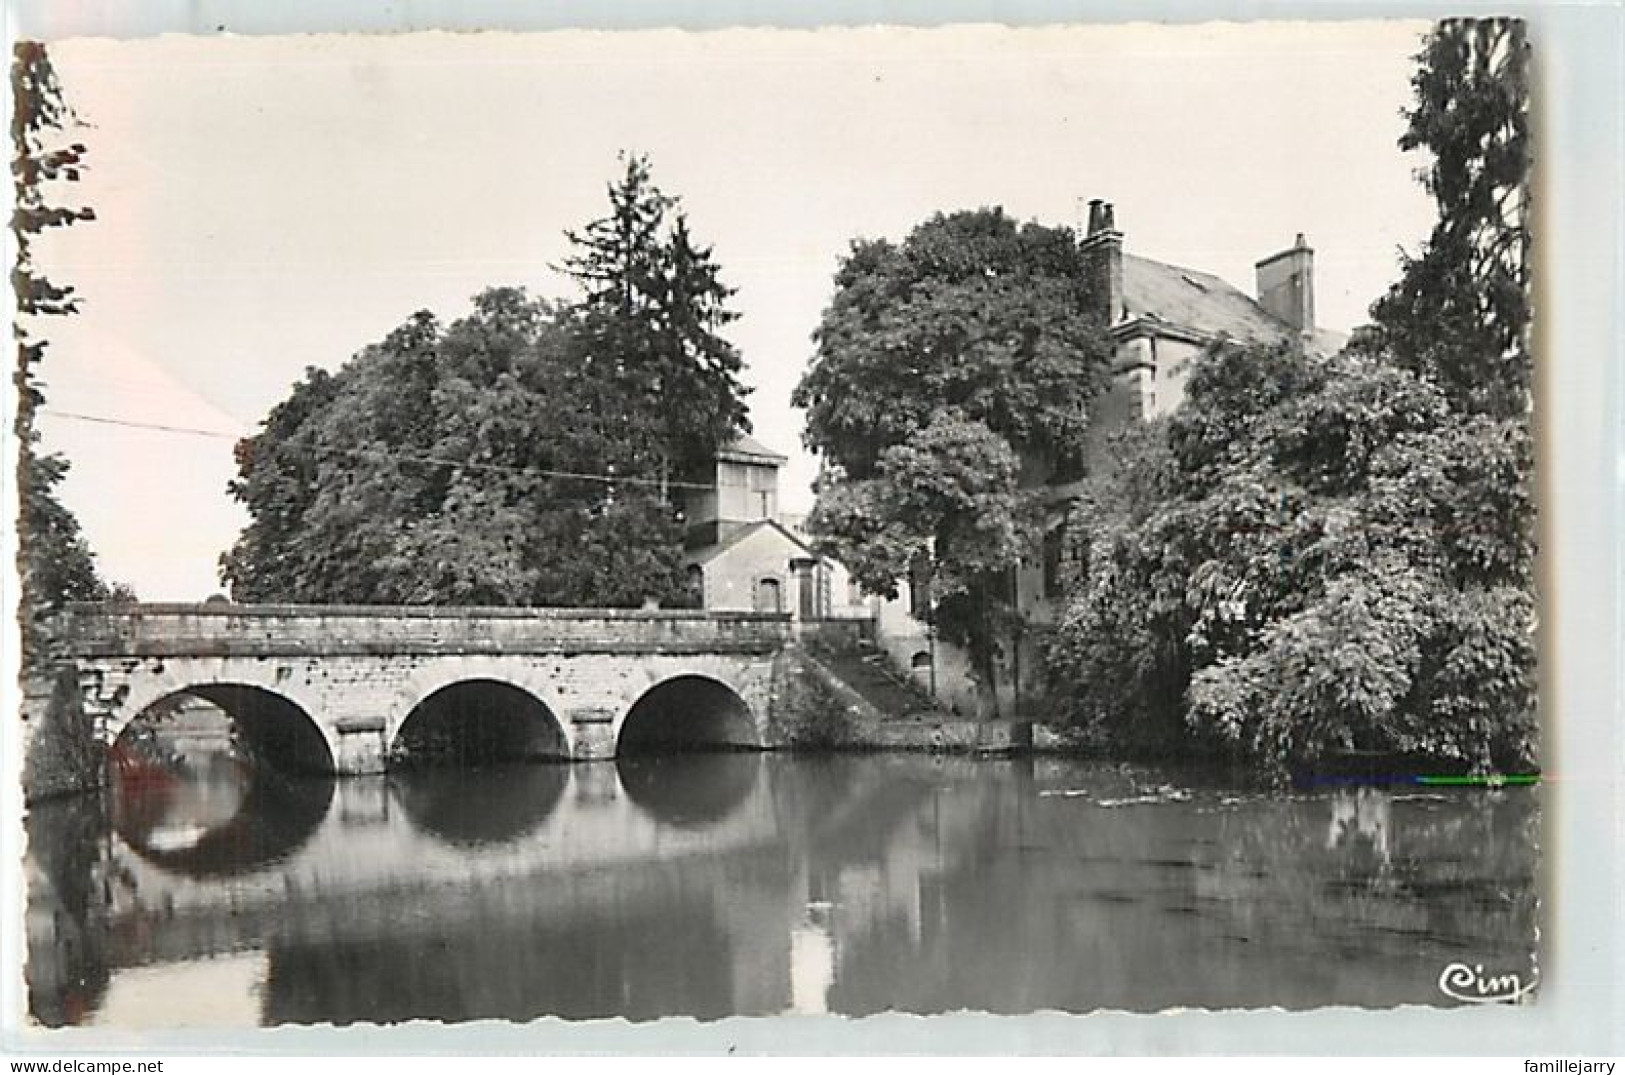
[[1079, 199, 1124, 324], [1255, 235, 1316, 338]]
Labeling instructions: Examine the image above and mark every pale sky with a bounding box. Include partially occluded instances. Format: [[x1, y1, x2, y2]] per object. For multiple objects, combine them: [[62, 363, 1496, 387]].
[[30, 22, 1435, 600]]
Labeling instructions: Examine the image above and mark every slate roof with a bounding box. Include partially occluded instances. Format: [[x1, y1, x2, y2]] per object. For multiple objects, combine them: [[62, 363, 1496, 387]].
[[1121, 253, 1292, 346]]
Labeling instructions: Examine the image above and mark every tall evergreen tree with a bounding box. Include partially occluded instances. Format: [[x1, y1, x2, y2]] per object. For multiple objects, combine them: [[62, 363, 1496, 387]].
[[561, 152, 750, 487], [12, 42, 111, 661], [1366, 18, 1531, 419], [224, 156, 751, 608]]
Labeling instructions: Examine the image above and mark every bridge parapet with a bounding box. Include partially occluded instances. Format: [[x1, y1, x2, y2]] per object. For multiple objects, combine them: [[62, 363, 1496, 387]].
[[61, 603, 793, 659]]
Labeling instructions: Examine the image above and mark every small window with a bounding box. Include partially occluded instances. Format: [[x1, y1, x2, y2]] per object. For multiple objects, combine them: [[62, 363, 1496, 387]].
[[754, 577, 783, 614], [910, 651, 933, 670], [1043, 526, 1066, 599]]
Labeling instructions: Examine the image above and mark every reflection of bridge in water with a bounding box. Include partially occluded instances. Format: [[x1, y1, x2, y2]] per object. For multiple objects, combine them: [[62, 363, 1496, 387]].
[[27, 753, 1540, 1026], [110, 759, 780, 915], [34, 753, 1011, 1024]]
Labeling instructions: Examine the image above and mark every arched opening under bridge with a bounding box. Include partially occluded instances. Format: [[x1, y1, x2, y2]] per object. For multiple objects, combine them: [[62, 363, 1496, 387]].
[[114, 683, 333, 776], [391, 679, 568, 768], [615, 675, 759, 755]]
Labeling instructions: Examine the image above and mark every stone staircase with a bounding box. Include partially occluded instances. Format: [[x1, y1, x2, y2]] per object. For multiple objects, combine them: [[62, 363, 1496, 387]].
[[804, 636, 938, 720], [797, 636, 1031, 754]]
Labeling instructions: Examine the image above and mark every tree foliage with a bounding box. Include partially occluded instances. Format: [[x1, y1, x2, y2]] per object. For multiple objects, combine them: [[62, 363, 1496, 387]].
[[795, 208, 1113, 701], [1048, 19, 1536, 779], [224, 157, 748, 607], [12, 42, 112, 661], [797, 209, 1109, 480], [1366, 18, 1531, 419], [1049, 346, 1534, 776], [561, 153, 750, 484], [223, 290, 693, 606]]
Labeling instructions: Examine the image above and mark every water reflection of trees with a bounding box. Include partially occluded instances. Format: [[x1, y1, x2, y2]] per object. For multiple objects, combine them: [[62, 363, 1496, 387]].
[[25, 794, 113, 1027], [24, 753, 1544, 1026], [1195, 787, 1538, 973], [260, 866, 788, 1024], [804, 763, 1540, 1014]]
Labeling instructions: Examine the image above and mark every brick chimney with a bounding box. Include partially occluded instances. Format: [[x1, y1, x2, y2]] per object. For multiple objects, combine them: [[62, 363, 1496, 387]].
[[1255, 233, 1315, 337], [1079, 198, 1124, 326]]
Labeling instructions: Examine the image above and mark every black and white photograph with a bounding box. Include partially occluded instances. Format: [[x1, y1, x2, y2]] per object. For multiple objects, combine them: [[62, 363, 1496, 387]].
[[3, 5, 1618, 1058]]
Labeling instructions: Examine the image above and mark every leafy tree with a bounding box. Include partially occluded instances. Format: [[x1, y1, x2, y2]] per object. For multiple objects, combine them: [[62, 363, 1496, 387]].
[[1050, 345, 1535, 778], [1048, 20, 1536, 779], [561, 153, 750, 488], [11, 42, 113, 661], [224, 157, 749, 608], [795, 209, 1113, 706], [223, 289, 692, 607]]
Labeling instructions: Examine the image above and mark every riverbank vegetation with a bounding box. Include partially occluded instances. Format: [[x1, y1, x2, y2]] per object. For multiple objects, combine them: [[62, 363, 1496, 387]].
[[222, 154, 750, 606], [1046, 19, 1535, 779], [11, 43, 128, 665]]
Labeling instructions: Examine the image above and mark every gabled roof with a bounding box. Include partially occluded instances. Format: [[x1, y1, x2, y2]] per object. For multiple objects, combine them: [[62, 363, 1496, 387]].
[[688, 518, 814, 567], [1122, 253, 1292, 347], [717, 434, 788, 466]]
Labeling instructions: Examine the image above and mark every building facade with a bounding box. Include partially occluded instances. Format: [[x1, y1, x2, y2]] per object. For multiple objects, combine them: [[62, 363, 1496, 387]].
[[683, 207, 1345, 719], [680, 435, 864, 622], [873, 202, 1347, 718]]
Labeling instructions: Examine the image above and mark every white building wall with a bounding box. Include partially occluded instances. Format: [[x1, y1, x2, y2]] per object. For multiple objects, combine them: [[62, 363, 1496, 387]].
[[869, 583, 990, 719]]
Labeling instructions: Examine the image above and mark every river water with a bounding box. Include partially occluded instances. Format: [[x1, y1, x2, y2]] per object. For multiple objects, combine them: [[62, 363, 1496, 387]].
[[25, 751, 1539, 1026]]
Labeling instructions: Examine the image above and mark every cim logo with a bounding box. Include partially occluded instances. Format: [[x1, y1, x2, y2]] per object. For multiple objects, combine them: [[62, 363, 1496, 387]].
[[1437, 961, 1539, 1004]]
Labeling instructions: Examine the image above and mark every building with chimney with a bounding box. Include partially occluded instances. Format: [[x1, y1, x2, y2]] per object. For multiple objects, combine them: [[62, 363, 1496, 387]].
[[871, 202, 1347, 719], [680, 208, 1346, 719], [679, 435, 863, 621], [1076, 199, 1344, 463]]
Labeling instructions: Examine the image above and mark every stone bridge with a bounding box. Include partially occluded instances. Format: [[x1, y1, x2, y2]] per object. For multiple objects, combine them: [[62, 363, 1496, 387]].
[[59, 603, 798, 774]]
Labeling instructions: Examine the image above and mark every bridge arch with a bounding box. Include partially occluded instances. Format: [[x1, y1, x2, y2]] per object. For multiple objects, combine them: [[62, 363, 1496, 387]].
[[616, 673, 761, 755], [110, 674, 336, 775], [387, 658, 573, 766]]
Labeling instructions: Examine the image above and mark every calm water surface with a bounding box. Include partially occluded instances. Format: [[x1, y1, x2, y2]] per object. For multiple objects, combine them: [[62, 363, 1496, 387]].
[[26, 751, 1539, 1026]]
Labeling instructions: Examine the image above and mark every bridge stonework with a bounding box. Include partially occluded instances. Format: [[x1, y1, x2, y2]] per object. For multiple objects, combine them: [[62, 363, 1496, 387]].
[[60, 604, 796, 774]]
